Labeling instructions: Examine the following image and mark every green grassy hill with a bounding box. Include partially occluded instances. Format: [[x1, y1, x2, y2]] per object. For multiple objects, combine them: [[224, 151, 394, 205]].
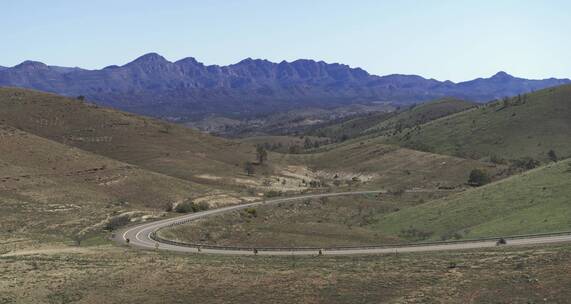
[[387, 85, 571, 162], [375, 158, 571, 240]]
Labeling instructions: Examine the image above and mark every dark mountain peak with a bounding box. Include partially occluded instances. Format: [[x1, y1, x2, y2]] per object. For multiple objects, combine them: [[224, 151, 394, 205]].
[[127, 53, 170, 66], [290, 59, 326, 69], [235, 58, 272, 66], [292, 59, 317, 64], [175, 57, 201, 66], [382, 74, 428, 81], [491, 71, 514, 80], [14, 60, 49, 70]]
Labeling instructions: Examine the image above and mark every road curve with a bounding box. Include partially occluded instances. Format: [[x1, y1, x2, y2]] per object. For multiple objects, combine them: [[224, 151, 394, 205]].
[[115, 191, 571, 256]]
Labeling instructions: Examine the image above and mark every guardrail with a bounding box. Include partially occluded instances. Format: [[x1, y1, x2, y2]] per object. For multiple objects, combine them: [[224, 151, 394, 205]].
[[150, 228, 571, 252]]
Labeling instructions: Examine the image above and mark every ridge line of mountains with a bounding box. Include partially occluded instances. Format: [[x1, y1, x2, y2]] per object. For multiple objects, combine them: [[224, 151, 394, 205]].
[[1, 52, 569, 119]]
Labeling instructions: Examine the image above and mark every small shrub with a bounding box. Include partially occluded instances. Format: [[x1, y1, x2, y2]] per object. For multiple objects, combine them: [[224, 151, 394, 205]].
[[468, 169, 490, 187], [244, 161, 255, 176], [547, 150, 558, 162], [389, 188, 406, 196], [244, 208, 258, 217], [489, 154, 507, 165], [400, 227, 433, 240], [105, 215, 130, 231], [265, 190, 282, 198]]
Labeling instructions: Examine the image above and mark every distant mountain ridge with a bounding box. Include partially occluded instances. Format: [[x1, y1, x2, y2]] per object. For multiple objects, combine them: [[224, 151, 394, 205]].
[[0, 53, 569, 119]]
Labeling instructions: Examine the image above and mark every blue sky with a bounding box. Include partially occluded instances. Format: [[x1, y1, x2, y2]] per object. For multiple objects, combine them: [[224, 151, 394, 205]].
[[2, 0, 570, 81]]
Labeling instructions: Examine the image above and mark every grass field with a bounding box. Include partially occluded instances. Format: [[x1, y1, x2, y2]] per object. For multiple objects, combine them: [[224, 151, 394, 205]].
[[375, 159, 571, 241], [2, 242, 571, 303]]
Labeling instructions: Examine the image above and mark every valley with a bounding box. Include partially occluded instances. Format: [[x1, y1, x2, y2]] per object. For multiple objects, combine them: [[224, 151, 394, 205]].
[[1, 63, 571, 304]]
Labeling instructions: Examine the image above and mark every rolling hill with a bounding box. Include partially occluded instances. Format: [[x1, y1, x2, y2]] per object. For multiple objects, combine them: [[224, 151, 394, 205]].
[[310, 98, 475, 141], [375, 158, 571, 240], [387, 84, 571, 162], [0, 88, 256, 189], [0, 121, 210, 243]]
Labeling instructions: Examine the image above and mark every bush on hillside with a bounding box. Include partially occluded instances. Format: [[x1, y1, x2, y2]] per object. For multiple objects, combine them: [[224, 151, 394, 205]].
[[468, 169, 491, 187], [244, 207, 258, 218], [265, 190, 282, 198], [548, 150, 558, 162], [105, 214, 131, 231], [244, 161, 255, 176], [510, 158, 541, 171], [175, 200, 209, 213]]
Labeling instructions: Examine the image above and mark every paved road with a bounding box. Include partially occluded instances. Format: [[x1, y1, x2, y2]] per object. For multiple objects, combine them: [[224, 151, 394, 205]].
[[115, 191, 571, 256]]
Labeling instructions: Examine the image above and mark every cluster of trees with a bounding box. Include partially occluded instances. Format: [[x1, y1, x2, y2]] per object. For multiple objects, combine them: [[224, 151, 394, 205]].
[[488, 149, 561, 174], [498, 94, 528, 110], [174, 200, 209, 213]]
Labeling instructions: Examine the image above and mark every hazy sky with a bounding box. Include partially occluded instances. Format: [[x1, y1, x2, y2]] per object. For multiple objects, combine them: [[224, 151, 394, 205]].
[[2, 0, 570, 81]]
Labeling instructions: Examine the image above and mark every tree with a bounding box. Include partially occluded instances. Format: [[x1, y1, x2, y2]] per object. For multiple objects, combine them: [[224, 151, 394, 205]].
[[502, 97, 511, 108], [547, 150, 558, 162], [244, 161, 255, 176], [71, 232, 86, 246], [304, 138, 313, 150], [468, 169, 491, 187], [288, 145, 301, 154], [256, 145, 268, 164]]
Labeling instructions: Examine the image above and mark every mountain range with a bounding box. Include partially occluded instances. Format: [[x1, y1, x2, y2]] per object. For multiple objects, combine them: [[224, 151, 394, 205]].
[[0, 53, 569, 119]]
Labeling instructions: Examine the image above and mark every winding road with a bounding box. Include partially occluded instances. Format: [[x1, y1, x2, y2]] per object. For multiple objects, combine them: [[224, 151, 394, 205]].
[[115, 191, 571, 256]]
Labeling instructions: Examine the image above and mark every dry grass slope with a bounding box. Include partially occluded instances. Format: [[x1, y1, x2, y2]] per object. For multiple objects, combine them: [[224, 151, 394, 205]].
[[0, 88, 256, 188]]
